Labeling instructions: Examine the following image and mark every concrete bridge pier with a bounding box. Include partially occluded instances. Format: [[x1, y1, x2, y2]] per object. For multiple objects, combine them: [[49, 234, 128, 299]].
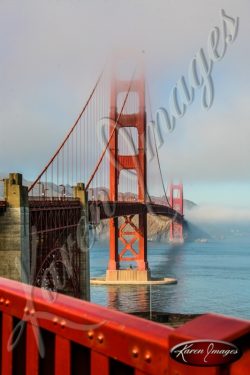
[[0, 173, 30, 282]]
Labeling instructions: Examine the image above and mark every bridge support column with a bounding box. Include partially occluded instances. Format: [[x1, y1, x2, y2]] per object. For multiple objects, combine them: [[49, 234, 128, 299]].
[[106, 67, 150, 283], [0, 173, 30, 282], [73, 183, 90, 300], [169, 183, 184, 244]]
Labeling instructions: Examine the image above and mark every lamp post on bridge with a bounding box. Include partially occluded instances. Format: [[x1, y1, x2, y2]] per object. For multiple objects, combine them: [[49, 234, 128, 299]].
[[37, 181, 48, 198], [59, 184, 66, 199]]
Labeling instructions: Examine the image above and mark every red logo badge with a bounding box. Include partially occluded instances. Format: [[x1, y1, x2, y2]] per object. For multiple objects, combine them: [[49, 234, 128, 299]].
[[170, 340, 242, 366]]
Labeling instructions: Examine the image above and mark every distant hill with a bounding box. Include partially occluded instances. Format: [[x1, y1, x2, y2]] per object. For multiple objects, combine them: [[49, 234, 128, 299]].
[[1, 174, 205, 242], [184, 199, 197, 211], [0, 176, 197, 212], [0, 174, 72, 198]]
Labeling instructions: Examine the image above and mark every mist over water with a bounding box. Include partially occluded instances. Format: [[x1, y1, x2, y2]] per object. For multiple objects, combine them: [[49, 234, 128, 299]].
[[186, 204, 250, 225], [90, 222, 250, 320]]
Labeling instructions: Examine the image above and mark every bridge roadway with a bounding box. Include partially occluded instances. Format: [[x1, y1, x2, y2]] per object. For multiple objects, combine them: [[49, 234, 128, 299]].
[[28, 197, 183, 223], [89, 200, 183, 222], [1, 197, 183, 222]]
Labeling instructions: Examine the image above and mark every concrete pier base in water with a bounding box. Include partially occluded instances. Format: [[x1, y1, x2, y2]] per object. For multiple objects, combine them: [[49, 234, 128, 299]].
[[106, 269, 151, 282], [91, 269, 177, 285]]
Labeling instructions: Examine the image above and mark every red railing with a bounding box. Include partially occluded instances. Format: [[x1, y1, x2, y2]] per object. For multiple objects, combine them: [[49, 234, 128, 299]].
[[0, 277, 249, 374]]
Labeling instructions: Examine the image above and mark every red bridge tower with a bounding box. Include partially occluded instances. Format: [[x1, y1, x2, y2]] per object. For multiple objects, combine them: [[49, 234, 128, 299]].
[[107, 73, 149, 280], [169, 183, 184, 243]]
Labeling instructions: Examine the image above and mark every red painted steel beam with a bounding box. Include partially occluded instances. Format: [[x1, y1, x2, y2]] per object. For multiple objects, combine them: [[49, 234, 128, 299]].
[[0, 278, 173, 374], [0, 279, 249, 374], [26, 324, 39, 375], [168, 313, 250, 374], [118, 113, 138, 126]]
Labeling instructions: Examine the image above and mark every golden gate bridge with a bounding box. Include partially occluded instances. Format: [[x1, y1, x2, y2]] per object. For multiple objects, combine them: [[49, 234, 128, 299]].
[[0, 61, 249, 375], [4, 61, 183, 295]]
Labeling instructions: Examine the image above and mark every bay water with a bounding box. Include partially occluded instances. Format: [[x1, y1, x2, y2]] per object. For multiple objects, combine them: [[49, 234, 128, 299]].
[[90, 234, 250, 320]]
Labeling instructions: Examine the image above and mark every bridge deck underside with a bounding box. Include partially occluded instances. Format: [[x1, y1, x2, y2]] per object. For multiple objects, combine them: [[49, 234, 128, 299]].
[[28, 198, 183, 223], [29, 198, 83, 297], [29, 198, 82, 233]]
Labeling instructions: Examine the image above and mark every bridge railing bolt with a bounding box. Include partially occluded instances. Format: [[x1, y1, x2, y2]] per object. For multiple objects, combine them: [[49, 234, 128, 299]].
[[88, 331, 94, 339], [132, 348, 139, 358], [97, 334, 104, 343], [144, 352, 152, 363]]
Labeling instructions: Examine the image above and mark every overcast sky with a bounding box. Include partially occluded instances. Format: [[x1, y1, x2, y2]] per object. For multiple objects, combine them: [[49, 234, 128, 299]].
[[0, 0, 249, 215]]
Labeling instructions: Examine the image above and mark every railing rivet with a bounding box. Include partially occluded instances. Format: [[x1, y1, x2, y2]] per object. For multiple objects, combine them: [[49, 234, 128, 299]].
[[97, 334, 104, 343], [144, 352, 152, 363], [5, 300, 10, 306], [53, 317, 58, 325], [24, 307, 29, 314], [88, 331, 94, 339], [132, 348, 139, 358], [60, 320, 66, 328]]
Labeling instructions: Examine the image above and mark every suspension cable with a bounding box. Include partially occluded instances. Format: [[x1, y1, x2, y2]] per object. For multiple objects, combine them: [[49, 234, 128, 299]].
[[29, 70, 104, 193], [146, 78, 171, 207], [86, 69, 137, 190]]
